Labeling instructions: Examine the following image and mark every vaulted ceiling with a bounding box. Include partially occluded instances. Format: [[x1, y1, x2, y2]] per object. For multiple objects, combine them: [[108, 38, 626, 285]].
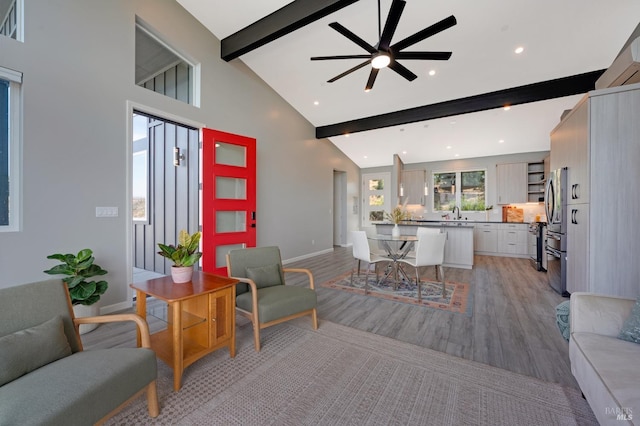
[[177, 0, 640, 167]]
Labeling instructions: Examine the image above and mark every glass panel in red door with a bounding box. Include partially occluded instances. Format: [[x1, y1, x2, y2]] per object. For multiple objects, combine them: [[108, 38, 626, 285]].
[[202, 129, 256, 275]]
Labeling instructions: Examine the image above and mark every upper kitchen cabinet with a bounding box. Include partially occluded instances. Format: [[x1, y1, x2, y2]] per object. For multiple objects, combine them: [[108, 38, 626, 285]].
[[495, 163, 527, 204], [527, 161, 546, 203], [401, 169, 426, 205], [550, 99, 589, 205], [550, 83, 640, 299]]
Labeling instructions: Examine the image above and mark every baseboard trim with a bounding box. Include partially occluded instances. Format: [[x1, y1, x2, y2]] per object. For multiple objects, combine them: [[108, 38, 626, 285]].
[[283, 247, 334, 265]]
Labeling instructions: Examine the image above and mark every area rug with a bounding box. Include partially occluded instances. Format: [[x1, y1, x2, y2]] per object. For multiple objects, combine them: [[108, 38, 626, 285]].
[[105, 320, 597, 425], [320, 270, 473, 316]]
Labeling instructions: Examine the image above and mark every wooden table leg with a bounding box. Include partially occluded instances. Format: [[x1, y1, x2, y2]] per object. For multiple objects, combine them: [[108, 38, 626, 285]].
[[172, 300, 183, 391], [135, 290, 146, 347]]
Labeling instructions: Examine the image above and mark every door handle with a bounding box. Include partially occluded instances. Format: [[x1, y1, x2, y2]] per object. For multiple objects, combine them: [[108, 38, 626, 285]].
[[251, 211, 256, 220], [571, 209, 578, 224]]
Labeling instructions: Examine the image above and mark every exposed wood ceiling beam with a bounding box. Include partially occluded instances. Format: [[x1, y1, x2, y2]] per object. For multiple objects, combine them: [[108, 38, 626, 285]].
[[221, 0, 360, 62], [316, 69, 605, 138]]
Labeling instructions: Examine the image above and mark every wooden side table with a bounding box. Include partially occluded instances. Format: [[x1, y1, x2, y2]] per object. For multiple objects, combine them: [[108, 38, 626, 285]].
[[131, 271, 238, 391]]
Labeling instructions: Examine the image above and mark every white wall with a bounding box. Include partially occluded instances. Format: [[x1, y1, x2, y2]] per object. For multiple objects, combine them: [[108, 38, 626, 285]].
[[0, 0, 360, 310]]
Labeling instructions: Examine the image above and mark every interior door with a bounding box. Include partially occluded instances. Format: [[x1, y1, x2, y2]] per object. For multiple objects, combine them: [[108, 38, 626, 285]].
[[201, 128, 256, 275]]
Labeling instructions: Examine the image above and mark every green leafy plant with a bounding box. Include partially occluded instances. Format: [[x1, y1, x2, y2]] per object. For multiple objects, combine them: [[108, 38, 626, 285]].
[[384, 206, 410, 224], [157, 230, 202, 267], [43, 249, 108, 306]]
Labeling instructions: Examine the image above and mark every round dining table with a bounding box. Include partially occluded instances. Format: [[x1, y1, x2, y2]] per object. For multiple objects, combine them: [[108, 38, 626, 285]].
[[367, 234, 418, 287]]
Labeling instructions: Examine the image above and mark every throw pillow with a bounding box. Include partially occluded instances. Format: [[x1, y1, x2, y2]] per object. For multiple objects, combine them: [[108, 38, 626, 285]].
[[0, 315, 72, 386], [618, 297, 640, 344], [555, 300, 571, 342], [246, 263, 283, 289]]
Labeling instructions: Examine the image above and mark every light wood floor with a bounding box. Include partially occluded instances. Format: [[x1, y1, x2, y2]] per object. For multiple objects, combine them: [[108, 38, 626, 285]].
[[84, 247, 576, 389]]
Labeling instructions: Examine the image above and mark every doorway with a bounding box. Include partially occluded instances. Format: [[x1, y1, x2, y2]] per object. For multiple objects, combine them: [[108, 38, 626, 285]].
[[131, 111, 200, 279]]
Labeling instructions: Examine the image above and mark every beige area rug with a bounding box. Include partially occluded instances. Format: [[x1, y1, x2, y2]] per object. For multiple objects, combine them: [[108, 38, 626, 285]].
[[106, 320, 597, 425]]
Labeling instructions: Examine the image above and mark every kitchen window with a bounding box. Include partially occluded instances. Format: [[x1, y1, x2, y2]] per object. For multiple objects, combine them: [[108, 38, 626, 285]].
[[433, 169, 486, 212], [1, 67, 22, 232]]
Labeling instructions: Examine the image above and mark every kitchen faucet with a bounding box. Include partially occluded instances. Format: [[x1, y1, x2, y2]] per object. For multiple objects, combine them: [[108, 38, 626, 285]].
[[452, 206, 461, 220]]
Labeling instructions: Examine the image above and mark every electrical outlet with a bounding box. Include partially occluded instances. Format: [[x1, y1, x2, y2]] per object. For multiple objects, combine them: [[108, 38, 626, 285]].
[[96, 207, 118, 217]]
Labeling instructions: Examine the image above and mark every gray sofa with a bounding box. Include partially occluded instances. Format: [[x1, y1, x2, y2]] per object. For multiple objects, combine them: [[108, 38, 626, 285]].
[[569, 292, 639, 425], [0, 280, 159, 425]]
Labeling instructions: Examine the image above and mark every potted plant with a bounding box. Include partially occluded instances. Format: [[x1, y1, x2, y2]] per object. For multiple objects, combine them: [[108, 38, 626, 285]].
[[385, 206, 410, 237], [157, 230, 202, 283], [43, 248, 108, 334]]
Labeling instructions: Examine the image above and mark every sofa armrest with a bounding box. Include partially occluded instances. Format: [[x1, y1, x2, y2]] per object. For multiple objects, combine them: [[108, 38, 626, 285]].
[[74, 313, 152, 348], [570, 292, 635, 337], [283, 268, 315, 289]]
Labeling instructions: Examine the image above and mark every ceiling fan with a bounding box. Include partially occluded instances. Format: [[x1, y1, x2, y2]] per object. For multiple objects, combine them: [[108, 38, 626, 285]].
[[311, 0, 456, 91]]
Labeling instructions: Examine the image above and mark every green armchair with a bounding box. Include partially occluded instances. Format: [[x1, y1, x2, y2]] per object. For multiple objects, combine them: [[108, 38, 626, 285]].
[[0, 280, 159, 425], [226, 246, 318, 351]]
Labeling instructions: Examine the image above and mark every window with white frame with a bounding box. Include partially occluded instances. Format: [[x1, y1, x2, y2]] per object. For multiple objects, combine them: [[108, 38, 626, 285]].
[[433, 169, 486, 212], [1, 66, 22, 231], [0, 0, 23, 41]]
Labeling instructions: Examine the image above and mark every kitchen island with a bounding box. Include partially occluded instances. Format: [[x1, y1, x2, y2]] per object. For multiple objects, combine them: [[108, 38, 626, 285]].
[[375, 221, 474, 269]]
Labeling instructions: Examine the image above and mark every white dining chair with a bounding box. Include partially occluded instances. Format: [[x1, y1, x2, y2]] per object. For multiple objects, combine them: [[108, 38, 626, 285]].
[[397, 231, 447, 301], [350, 231, 391, 294], [407, 227, 442, 279]]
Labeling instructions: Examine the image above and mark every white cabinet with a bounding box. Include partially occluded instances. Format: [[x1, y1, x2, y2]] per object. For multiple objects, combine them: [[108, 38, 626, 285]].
[[550, 83, 640, 298], [497, 223, 528, 255], [566, 205, 589, 294], [442, 226, 474, 269], [400, 170, 426, 205], [527, 161, 545, 203], [474, 223, 498, 252], [496, 163, 527, 204]]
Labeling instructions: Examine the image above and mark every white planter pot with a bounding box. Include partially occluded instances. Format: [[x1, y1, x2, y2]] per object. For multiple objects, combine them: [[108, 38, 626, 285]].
[[171, 266, 194, 283], [392, 223, 400, 237], [73, 304, 99, 335]]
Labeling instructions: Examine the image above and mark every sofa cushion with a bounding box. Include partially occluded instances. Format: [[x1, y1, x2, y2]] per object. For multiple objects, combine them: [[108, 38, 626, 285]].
[[0, 348, 156, 426], [570, 332, 640, 423], [0, 315, 72, 386], [246, 263, 283, 289], [236, 285, 317, 323], [618, 296, 640, 344]]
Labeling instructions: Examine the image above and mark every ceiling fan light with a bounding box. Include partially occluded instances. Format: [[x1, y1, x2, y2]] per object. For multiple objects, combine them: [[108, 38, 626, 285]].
[[371, 53, 391, 69]]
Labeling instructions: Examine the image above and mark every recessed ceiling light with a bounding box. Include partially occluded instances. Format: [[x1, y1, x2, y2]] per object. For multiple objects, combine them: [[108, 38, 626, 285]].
[[499, 139, 505, 144], [428, 70, 436, 76], [399, 128, 404, 132], [363, 155, 368, 159], [402, 151, 407, 154], [344, 133, 350, 138], [423, 124, 429, 128], [503, 105, 511, 111], [454, 154, 460, 157], [446, 145, 452, 149], [313, 101, 319, 106], [515, 46, 524, 54]]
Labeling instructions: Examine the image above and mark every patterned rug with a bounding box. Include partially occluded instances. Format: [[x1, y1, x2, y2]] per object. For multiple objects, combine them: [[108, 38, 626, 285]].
[[320, 270, 473, 316], [105, 319, 597, 425]]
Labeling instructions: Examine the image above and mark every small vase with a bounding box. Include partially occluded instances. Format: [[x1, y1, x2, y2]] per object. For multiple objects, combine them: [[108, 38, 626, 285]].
[[171, 266, 193, 283], [392, 223, 400, 237]]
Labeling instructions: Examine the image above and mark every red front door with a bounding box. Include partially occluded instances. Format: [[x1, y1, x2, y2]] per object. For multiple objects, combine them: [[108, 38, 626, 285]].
[[201, 129, 256, 275]]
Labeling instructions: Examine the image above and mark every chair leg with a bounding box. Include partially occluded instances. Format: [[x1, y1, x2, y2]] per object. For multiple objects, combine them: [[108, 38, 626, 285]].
[[364, 264, 370, 295], [350, 259, 357, 286], [435, 265, 439, 280], [311, 308, 318, 330], [440, 265, 446, 298], [415, 267, 422, 302], [357, 259, 361, 276], [147, 380, 159, 417], [252, 317, 261, 352]]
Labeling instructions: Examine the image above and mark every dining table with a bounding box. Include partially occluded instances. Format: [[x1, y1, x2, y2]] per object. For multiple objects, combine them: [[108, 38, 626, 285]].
[[367, 234, 418, 287]]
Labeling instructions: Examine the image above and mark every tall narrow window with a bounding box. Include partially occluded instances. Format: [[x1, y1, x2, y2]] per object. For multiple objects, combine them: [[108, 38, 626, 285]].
[[135, 18, 198, 106], [0, 0, 23, 41], [1, 67, 22, 231]]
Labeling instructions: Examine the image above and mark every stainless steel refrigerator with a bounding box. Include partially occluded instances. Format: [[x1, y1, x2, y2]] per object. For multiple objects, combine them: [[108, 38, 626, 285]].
[[544, 167, 569, 296]]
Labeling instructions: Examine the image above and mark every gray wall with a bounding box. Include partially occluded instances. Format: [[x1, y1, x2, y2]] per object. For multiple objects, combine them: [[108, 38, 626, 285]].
[[0, 0, 360, 310]]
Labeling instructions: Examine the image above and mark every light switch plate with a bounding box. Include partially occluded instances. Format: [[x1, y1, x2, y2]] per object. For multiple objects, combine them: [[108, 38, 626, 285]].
[[96, 207, 118, 217]]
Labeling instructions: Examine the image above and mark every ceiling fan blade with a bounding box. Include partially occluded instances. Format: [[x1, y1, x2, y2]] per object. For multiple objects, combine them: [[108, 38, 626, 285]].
[[311, 55, 373, 61], [365, 68, 379, 91], [394, 51, 452, 60], [328, 22, 377, 54], [378, 0, 406, 51], [327, 60, 372, 83], [391, 15, 457, 52], [388, 60, 417, 81]]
